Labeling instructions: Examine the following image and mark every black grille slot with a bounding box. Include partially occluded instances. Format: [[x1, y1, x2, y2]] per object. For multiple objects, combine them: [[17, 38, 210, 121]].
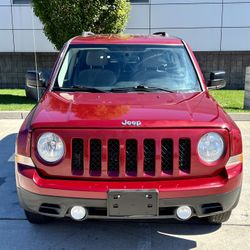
[[39, 203, 60, 215], [202, 203, 223, 214], [126, 139, 137, 175], [88, 207, 107, 216], [161, 139, 173, 174], [144, 139, 155, 174], [72, 139, 84, 173], [179, 139, 191, 173], [159, 207, 177, 216], [108, 139, 120, 175], [90, 139, 102, 175]]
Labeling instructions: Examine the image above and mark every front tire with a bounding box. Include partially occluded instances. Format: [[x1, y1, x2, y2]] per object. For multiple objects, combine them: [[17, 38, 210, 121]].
[[206, 210, 232, 224], [25, 210, 53, 224]]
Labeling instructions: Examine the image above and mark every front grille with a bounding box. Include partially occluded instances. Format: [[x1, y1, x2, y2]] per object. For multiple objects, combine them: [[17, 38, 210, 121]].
[[71, 136, 192, 178], [90, 139, 102, 175], [144, 139, 155, 174], [179, 139, 191, 173]]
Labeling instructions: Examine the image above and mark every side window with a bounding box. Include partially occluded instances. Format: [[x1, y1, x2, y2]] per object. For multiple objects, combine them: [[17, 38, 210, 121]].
[[58, 50, 76, 87]]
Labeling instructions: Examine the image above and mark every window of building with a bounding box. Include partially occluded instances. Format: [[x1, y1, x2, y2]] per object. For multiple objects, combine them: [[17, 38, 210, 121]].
[[130, 0, 149, 3], [13, 0, 31, 4], [13, 0, 148, 4]]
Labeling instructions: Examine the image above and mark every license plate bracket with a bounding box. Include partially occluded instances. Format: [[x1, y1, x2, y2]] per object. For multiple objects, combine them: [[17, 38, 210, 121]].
[[108, 190, 158, 217]]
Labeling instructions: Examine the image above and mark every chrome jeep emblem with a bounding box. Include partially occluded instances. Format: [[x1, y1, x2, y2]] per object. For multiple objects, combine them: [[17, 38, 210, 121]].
[[121, 120, 142, 126]]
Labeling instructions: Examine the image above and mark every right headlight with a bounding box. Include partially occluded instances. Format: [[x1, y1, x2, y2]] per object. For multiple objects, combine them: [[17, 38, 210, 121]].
[[37, 132, 65, 163], [198, 132, 224, 163]]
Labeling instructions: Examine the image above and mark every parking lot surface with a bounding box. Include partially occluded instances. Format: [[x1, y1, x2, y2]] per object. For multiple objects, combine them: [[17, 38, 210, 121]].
[[0, 119, 249, 250]]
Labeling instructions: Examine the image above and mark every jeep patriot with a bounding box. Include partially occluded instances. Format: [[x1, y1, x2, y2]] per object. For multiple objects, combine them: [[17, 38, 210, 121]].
[[15, 34, 242, 224]]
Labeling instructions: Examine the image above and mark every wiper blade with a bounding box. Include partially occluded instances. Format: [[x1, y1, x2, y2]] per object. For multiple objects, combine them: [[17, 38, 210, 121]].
[[71, 85, 107, 93], [54, 85, 106, 93], [110, 85, 174, 93]]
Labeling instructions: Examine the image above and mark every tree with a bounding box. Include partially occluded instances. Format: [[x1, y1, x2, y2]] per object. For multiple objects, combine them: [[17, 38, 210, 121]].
[[32, 0, 131, 50]]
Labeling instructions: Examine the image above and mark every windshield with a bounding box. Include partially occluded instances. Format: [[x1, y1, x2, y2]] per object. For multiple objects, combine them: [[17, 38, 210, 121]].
[[54, 44, 201, 92]]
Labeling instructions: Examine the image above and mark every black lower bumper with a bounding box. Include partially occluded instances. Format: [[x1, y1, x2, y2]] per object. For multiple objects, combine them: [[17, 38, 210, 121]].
[[17, 187, 241, 220]]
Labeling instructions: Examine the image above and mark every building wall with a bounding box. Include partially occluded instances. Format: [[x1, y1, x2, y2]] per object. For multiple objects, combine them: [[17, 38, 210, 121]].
[[0, 0, 54, 53], [1, 0, 250, 89], [0, 52, 58, 88], [1, 0, 250, 53], [127, 0, 250, 52]]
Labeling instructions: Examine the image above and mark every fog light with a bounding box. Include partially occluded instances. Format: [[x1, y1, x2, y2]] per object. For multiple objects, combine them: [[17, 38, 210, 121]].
[[176, 206, 192, 220], [70, 206, 87, 221]]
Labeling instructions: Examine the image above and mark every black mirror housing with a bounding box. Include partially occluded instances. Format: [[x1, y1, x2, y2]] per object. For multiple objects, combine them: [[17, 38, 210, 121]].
[[25, 70, 47, 88], [207, 71, 226, 90]]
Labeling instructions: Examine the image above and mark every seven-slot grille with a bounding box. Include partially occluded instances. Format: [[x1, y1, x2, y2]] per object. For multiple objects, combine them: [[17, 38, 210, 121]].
[[71, 138, 191, 177]]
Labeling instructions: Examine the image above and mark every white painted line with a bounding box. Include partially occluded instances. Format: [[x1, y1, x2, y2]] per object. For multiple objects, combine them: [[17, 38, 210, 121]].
[[8, 153, 15, 162], [0, 127, 16, 138]]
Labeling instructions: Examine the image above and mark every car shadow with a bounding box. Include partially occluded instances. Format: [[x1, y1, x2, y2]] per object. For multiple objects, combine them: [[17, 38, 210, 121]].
[[0, 94, 36, 105], [0, 133, 17, 174], [0, 133, 26, 219], [24, 218, 220, 250]]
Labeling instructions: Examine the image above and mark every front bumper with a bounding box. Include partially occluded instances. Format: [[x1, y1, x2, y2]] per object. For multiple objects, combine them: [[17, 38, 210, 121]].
[[16, 163, 242, 219], [18, 186, 241, 219]]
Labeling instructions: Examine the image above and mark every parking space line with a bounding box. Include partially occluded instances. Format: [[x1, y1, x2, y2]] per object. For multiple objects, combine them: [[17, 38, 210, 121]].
[[8, 153, 15, 163], [0, 127, 16, 139]]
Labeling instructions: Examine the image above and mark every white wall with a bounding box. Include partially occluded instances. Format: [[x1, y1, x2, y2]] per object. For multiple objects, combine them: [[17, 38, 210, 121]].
[[0, 1, 55, 53], [1, 1, 250, 52], [126, 0, 250, 51]]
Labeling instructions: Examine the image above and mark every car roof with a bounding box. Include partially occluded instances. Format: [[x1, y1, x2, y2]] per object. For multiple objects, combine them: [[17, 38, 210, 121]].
[[70, 34, 183, 46]]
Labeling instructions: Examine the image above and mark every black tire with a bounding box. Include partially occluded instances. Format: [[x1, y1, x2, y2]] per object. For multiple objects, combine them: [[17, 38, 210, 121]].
[[25, 210, 53, 224], [25, 87, 33, 99], [206, 210, 232, 224]]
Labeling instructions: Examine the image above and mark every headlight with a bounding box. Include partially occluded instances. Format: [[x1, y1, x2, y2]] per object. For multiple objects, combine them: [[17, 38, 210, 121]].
[[37, 132, 65, 163], [198, 132, 224, 163]]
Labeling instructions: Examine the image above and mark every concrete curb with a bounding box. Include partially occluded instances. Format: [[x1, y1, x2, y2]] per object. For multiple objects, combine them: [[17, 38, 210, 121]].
[[228, 113, 250, 121], [1, 111, 250, 121], [0, 111, 29, 119]]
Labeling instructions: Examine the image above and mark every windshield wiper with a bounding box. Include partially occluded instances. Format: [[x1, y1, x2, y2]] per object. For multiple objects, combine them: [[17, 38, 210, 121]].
[[54, 85, 106, 93], [110, 85, 174, 93]]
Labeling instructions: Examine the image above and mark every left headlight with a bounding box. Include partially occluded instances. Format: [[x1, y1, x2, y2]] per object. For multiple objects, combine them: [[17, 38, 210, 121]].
[[37, 132, 65, 163], [198, 132, 224, 163]]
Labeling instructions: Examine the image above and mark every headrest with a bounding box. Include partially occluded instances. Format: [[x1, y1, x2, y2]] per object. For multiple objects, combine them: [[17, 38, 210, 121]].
[[143, 53, 166, 69], [86, 50, 108, 67]]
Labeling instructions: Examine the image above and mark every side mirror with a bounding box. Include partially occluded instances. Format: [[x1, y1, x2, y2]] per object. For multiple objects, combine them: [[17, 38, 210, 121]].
[[207, 71, 226, 90], [25, 70, 47, 88]]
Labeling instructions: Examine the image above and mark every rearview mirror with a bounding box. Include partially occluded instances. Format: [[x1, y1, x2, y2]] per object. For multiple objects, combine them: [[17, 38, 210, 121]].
[[25, 70, 47, 88], [207, 71, 226, 90]]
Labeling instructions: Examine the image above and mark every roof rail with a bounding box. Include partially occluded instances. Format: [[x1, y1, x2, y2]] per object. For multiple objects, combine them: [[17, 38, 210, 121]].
[[153, 32, 169, 37], [82, 31, 95, 37]]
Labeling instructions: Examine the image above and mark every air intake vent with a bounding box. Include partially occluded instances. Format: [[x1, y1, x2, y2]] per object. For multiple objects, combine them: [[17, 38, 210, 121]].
[[108, 139, 120, 176], [161, 139, 173, 173], [72, 139, 84, 173], [90, 139, 102, 176], [144, 139, 155, 175], [126, 139, 137, 176], [39, 203, 61, 215], [202, 203, 223, 214], [179, 139, 191, 173]]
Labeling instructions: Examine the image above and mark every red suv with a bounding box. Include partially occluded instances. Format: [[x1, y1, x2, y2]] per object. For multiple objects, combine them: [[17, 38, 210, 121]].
[[15, 34, 242, 224]]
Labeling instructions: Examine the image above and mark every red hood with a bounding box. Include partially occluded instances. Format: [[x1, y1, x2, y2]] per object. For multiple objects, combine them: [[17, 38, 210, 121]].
[[30, 91, 234, 129]]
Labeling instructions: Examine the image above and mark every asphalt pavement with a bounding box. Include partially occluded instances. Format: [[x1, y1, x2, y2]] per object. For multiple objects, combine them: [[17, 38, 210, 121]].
[[0, 119, 249, 250]]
